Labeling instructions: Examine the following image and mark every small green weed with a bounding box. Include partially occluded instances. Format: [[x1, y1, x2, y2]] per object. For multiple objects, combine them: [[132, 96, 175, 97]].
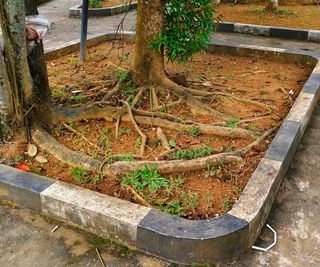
[[14, 155, 23, 164], [107, 154, 134, 164], [222, 197, 231, 210], [71, 167, 90, 184], [89, 0, 102, 8], [226, 117, 239, 128], [121, 165, 168, 193], [134, 138, 142, 147], [189, 126, 201, 137], [118, 129, 132, 136], [205, 195, 213, 208], [67, 93, 84, 103], [93, 175, 102, 185], [168, 139, 176, 148], [168, 146, 213, 160], [164, 199, 184, 216], [246, 123, 257, 131]]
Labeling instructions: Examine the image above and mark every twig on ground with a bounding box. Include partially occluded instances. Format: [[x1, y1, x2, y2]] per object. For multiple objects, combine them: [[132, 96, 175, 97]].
[[62, 123, 101, 151]]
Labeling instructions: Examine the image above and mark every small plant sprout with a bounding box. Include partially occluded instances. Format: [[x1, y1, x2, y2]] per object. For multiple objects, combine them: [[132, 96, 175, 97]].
[[222, 197, 232, 211], [118, 129, 132, 136], [121, 165, 168, 193], [134, 138, 142, 147], [165, 200, 184, 216], [93, 175, 102, 185], [226, 117, 239, 128], [189, 126, 201, 137], [205, 195, 213, 209], [71, 167, 90, 184], [168, 139, 176, 148]]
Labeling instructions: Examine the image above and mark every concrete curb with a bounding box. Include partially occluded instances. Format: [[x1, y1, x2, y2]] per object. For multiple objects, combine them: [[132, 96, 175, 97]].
[[217, 22, 320, 43], [1, 32, 320, 264], [69, 2, 137, 17]]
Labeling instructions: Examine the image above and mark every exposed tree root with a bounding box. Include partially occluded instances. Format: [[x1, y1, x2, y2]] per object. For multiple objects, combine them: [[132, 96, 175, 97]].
[[115, 114, 121, 138], [32, 124, 275, 178], [153, 98, 184, 111], [185, 88, 271, 111], [131, 87, 146, 107], [150, 86, 159, 110], [156, 127, 170, 151], [102, 85, 120, 101], [129, 116, 257, 139], [123, 185, 152, 208], [157, 77, 230, 119], [52, 106, 256, 139], [31, 127, 101, 172], [121, 101, 147, 156]]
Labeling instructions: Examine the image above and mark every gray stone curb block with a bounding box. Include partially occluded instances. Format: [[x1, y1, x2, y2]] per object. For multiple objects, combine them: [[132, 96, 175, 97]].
[[0, 164, 54, 211], [234, 23, 270, 36], [69, 2, 137, 17], [137, 212, 248, 264], [1, 32, 320, 264], [229, 159, 283, 246], [40, 181, 151, 247], [217, 22, 320, 43], [265, 121, 302, 171], [308, 30, 320, 42]]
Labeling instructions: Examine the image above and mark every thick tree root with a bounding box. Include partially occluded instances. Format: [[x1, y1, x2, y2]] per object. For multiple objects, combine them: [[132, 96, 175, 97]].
[[32, 127, 101, 172], [52, 106, 256, 139], [124, 185, 152, 208], [156, 127, 170, 151], [121, 101, 146, 156], [31, 125, 275, 178], [102, 153, 243, 177], [157, 77, 230, 119]]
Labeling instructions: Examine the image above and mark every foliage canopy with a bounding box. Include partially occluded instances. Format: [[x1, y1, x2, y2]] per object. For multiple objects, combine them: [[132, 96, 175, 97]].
[[150, 0, 221, 62]]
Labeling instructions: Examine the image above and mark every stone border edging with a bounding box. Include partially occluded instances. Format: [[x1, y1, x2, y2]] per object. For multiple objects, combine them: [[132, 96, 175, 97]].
[[1, 32, 320, 265], [217, 22, 320, 43], [69, 2, 137, 17]]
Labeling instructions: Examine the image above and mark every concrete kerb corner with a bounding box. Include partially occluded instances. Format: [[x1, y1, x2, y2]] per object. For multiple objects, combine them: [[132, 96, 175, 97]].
[[1, 32, 320, 265]]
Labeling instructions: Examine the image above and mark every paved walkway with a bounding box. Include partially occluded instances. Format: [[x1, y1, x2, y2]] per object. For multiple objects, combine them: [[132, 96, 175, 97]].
[[1, 0, 320, 266]]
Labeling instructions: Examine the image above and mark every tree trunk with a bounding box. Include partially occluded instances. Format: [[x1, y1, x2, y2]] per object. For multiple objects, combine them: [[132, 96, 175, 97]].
[[0, 0, 33, 128], [265, 0, 278, 11], [25, 0, 52, 123], [0, 47, 13, 141], [0, 0, 51, 141], [133, 0, 166, 85]]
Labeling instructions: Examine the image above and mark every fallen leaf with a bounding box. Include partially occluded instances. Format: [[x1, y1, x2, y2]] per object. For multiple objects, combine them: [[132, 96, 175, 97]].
[[16, 163, 30, 172]]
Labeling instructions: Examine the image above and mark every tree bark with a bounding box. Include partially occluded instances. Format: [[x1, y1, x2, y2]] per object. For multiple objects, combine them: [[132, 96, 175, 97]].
[[0, 0, 33, 128], [25, 0, 52, 123], [133, 0, 166, 85], [0, 47, 13, 140]]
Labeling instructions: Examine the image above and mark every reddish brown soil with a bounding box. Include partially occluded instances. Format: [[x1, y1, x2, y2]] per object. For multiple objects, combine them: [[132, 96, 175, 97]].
[[217, 4, 320, 30], [0, 40, 312, 220]]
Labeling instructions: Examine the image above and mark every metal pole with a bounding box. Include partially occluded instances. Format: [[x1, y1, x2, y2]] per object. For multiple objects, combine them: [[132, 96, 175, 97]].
[[80, 0, 89, 62]]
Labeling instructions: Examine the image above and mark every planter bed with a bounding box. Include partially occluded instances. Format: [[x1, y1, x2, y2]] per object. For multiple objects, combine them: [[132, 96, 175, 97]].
[[69, 1, 137, 17], [1, 32, 320, 264]]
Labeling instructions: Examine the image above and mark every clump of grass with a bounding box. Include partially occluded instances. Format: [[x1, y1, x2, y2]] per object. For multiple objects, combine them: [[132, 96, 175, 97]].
[[121, 165, 168, 193], [107, 154, 135, 164], [226, 117, 239, 128], [71, 167, 90, 184], [168, 146, 213, 160]]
